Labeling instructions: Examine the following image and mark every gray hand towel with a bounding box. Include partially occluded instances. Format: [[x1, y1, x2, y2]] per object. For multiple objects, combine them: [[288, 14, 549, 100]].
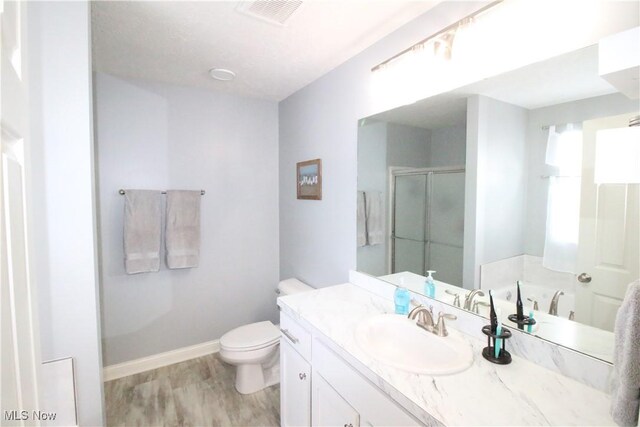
[[165, 190, 201, 269], [123, 190, 162, 274], [611, 279, 640, 426], [357, 191, 367, 247], [365, 191, 384, 246]]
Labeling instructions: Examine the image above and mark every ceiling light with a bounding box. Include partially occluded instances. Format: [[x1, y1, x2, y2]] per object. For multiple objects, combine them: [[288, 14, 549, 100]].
[[371, 1, 502, 72], [209, 68, 236, 81]]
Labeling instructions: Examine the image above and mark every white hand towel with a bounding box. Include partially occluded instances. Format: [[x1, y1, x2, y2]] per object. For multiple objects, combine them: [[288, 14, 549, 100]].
[[611, 279, 640, 426], [357, 191, 367, 247], [365, 191, 384, 246], [165, 190, 201, 269], [123, 190, 162, 274]]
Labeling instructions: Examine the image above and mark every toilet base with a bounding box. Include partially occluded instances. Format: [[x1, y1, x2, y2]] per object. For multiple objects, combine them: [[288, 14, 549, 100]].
[[233, 347, 280, 395]]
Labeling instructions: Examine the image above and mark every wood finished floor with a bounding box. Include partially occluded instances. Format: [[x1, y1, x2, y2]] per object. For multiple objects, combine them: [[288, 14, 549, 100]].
[[104, 354, 280, 427]]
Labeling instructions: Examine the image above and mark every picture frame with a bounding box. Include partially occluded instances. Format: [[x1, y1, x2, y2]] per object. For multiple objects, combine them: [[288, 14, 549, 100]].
[[296, 159, 322, 200]]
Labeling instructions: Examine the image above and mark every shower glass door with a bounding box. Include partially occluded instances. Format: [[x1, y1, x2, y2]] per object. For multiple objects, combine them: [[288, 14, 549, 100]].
[[393, 174, 427, 274], [392, 169, 465, 287], [429, 171, 465, 286]]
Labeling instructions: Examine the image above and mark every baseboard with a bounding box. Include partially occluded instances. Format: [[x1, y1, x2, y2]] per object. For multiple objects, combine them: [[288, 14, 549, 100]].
[[103, 339, 220, 382]]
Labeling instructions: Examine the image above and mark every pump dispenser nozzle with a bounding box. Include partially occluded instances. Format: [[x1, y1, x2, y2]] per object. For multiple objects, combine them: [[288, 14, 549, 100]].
[[424, 271, 437, 298]]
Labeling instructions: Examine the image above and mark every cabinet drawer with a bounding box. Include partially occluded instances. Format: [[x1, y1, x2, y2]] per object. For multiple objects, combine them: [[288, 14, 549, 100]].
[[280, 312, 312, 361]]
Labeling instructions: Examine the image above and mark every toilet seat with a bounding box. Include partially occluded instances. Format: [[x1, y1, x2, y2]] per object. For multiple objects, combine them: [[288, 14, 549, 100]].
[[220, 321, 280, 352]]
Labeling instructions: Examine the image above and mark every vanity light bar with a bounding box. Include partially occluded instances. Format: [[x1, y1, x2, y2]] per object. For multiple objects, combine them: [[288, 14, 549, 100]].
[[371, 0, 504, 72]]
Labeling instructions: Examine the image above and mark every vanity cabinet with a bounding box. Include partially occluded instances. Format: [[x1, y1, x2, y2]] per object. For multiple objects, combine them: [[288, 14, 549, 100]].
[[280, 338, 311, 427], [313, 339, 420, 427], [280, 311, 421, 427], [312, 374, 360, 427], [280, 311, 313, 427]]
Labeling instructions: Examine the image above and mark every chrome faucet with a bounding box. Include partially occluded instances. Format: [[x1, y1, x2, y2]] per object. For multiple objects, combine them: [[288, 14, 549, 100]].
[[527, 297, 539, 311], [548, 290, 564, 316], [463, 289, 485, 310], [408, 305, 435, 332]]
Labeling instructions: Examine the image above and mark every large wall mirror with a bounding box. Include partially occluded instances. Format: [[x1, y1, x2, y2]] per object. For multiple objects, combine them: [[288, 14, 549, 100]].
[[357, 43, 639, 363]]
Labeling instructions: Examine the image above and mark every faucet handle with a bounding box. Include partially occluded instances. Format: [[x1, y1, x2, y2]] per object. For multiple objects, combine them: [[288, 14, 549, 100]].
[[435, 312, 457, 336], [472, 300, 490, 314], [445, 290, 461, 307], [439, 312, 457, 321]]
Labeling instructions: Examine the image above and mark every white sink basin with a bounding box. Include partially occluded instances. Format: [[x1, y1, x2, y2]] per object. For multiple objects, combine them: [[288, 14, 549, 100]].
[[355, 314, 474, 375]]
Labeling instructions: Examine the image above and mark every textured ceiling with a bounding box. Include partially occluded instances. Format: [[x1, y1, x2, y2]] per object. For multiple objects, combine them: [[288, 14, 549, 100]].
[[91, 1, 440, 101]]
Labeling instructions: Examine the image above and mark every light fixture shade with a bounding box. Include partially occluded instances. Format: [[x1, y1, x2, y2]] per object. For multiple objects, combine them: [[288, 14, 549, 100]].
[[594, 127, 640, 184]]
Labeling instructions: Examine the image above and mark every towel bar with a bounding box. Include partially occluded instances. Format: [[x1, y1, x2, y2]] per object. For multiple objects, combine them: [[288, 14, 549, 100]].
[[119, 189, 205, 195]]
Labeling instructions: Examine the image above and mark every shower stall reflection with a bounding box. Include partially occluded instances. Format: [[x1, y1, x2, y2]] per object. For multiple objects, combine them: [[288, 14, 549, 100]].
[[391, 168, 465, 287]]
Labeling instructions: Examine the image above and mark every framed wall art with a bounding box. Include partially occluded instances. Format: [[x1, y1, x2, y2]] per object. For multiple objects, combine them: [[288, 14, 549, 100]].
[[297, 159, 322, 200]]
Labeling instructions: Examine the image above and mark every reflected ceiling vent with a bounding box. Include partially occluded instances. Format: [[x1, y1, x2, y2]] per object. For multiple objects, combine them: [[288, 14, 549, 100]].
[[236, 1, 303, 26]]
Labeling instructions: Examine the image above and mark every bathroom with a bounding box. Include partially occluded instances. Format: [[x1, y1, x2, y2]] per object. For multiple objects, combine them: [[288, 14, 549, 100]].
[[1, 1, 639, 426]]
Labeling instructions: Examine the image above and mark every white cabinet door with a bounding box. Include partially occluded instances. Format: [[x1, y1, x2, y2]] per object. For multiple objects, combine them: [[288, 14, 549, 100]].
[[312, 374, 360, 427], [281, 339, 311, 427]]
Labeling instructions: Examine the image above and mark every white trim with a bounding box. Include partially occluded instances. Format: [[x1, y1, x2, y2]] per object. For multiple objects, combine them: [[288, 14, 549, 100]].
[[102, 340, 220, 381]]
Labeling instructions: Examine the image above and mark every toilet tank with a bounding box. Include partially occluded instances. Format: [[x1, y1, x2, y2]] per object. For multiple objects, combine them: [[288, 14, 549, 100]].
[[277, 278, 313, 297]]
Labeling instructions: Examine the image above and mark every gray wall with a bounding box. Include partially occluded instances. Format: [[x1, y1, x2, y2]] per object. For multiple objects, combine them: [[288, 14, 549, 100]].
[[28, 2, 105, 425], [430, 124, 467, 168], [464, 95, 528, 289], [94, 73, 279, 365], [279, 2, 489, 286], [524, 93, 639, 255], [386, 123, 431, 167]]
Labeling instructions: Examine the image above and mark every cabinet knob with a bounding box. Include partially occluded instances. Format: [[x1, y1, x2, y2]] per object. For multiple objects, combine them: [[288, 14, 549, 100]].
[[344, 424, 353, 427], [298, 372, 307, 380]]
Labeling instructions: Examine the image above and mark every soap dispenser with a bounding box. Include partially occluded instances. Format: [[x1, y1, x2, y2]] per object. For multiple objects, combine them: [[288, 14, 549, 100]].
[[424, 270, 437, 298], [394, 286, 410, 315], [393, 278, 410, 315]]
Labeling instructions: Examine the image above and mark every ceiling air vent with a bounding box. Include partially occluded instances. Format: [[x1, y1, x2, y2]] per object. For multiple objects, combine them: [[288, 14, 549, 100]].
[[236, 1, 303, 26]]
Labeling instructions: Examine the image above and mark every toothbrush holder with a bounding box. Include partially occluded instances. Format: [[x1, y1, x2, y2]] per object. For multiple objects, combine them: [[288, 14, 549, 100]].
[[507, 314, 536, 330], [481, 325, 512, 365]]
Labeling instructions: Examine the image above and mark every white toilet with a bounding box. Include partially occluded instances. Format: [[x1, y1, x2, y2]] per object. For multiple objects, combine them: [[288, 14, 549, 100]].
[[219, 278, 313, 394]]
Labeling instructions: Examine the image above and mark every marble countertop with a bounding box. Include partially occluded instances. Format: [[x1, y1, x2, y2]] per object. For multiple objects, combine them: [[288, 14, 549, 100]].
[[278, 283, 615, 426]]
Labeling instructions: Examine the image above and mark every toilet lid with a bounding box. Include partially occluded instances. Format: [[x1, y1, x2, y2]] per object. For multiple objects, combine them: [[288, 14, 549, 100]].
[[220, 321, 280, 351]]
